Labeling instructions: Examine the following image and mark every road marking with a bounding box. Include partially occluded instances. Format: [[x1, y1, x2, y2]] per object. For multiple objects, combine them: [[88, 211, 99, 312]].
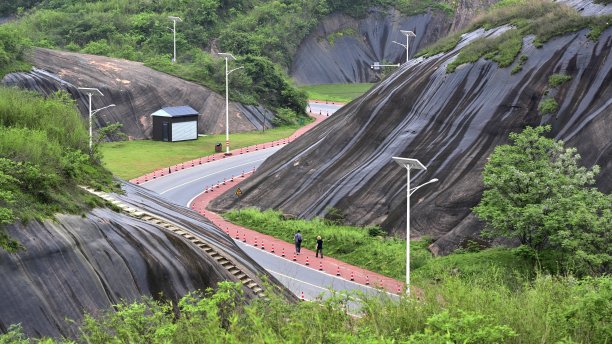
[[269, 271, 329, 292], [236, 240, 397, 296], [159, 158, 267, 195]]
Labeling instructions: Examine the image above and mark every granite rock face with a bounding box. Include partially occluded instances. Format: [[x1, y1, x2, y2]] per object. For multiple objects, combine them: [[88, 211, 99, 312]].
[[2, 48, 274, 139], [0, 182, 284, 338], [290, 1, 498, 85], [211, 25, 612, 255]]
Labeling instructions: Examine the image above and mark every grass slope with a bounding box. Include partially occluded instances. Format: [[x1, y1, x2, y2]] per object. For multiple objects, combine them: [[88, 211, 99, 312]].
[[0, 87, 116, 251]]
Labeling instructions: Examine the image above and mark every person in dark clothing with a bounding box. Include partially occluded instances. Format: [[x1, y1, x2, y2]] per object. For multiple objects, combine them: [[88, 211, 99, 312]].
[[315, 235, 323, 258], [294, 231, 302, 254]]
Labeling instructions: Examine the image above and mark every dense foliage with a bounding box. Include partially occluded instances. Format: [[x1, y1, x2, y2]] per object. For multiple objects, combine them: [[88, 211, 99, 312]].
[[0, 87, 116, 252], [473, 126, 611, 276], [3, 272, 610, 343], [0, 25, 31, 76]]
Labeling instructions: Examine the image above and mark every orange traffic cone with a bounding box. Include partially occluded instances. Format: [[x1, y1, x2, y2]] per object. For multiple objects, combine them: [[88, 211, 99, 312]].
[[350, 271, 354, 281], [235, 230, 239, 239], [305, 256, 309, 266], [242, 233, 246, 242], [271, 243, 275, 253], [365, 275, 370, 285], [281, 247, 285, 257], [254, 237, 258, 247], [336, 266, 340, 276], [318, 261, 323, 271], [301, 291, 305, 301], [261, 241, 265, 250], [292, 253, 297, 261]]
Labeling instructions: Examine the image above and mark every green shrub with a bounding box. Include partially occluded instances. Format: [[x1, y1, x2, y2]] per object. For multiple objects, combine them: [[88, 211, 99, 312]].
[[447, 29, 522, 73], [548, 73, 572, 87], [538, 97, 559, 115]]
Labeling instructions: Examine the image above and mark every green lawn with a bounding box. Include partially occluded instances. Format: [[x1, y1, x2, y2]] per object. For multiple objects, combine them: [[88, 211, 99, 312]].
[[300, 83, 374, 103], [100, 126, 300, 180]]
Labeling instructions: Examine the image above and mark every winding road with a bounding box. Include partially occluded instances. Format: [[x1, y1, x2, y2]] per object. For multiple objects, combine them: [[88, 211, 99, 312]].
[[141, 102, 396, 300]]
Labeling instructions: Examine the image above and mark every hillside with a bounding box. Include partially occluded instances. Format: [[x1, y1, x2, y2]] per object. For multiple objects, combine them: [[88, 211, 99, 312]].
[[210, 0, 612, 255]]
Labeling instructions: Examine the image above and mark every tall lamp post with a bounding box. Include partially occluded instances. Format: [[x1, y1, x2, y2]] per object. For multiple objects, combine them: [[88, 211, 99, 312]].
[[217, 52, 244, 155], [392, 157, 438, 294], [168, 16, 182, 63], [392, 30, 416, 64], [78, 87, 116, 157]]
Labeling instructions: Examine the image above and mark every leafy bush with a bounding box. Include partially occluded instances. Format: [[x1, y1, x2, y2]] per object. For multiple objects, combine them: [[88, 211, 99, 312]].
[[408, 309, 517, 343], [538, 97, 559, 115], [548, 73, 572, 87], [447, 29, 522, 73], [473, 126, 610, 276]]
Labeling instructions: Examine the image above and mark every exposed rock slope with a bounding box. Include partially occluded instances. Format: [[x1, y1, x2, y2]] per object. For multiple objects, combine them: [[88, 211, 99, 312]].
[[211, 25, 611, 255], [0, 182, 285, 338], [290, 1, 497, 85], [2, 49, 274, 139]]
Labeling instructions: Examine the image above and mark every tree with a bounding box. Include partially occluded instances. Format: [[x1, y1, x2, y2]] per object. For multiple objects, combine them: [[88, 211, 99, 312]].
[[473, 126, 611, 275]]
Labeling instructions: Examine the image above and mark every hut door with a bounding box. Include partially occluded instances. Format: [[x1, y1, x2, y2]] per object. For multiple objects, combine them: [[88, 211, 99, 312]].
[[162, 122, 169, 141]]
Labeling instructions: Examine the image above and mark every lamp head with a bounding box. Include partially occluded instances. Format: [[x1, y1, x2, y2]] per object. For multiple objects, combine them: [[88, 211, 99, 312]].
[[392, 157, 426, 170], [77, 87, 103, 96], [217, 52, 236, 60]]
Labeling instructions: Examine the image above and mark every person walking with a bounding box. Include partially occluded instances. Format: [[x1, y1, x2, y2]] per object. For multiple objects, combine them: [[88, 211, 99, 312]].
[[315, 235, 323, 258], [294, 231, 302, 254]]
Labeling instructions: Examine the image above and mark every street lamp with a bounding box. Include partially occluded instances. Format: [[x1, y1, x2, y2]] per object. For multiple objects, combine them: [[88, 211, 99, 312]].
[[77, 87, 116, 156], [392, 30, 416, 63], [392, 157, 438, 294], [217, 52, 244, 155], [168, 16, 182, 63]]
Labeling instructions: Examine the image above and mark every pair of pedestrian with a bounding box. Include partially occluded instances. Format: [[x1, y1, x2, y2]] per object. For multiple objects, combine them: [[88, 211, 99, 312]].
[[293, 231, 323, 258]]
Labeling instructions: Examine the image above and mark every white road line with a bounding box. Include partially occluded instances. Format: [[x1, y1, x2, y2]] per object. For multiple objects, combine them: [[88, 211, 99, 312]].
[[269, 271, 329, 292], [159, 159, 266, 194], [236, 240, 397, 295]]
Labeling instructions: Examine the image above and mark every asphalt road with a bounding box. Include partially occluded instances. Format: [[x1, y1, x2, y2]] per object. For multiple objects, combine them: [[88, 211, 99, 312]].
[[141, 102, 395, 300]]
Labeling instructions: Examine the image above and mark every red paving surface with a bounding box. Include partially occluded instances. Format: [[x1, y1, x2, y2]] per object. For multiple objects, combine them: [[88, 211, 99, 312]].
[[130, 102, 405, 295]]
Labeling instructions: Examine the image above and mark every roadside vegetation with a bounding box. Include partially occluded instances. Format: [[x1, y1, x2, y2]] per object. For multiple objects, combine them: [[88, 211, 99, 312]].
[[299, 83, 374, 103], [3, 258, 609, 343], [0, 87, 116, 252], [417, 0, 612, 73], [100, 125, 305, 180]]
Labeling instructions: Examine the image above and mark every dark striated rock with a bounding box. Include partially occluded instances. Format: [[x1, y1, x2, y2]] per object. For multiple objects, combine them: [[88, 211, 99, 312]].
[[0, 181, 287, 338], [1, 48, 274, 139], [290, 2, 498, 85], [210, 25, 612, 255]]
